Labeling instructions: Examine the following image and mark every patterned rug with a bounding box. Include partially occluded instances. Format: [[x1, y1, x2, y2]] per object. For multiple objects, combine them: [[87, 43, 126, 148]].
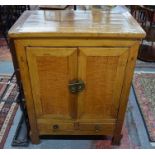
[[0, 37, 7, 46], [0, 74, 19, 149], [93, 124, 140, 149], [133, 73, 155, 142], [136, 60, 155, 68], [0, 37, 11, 61]]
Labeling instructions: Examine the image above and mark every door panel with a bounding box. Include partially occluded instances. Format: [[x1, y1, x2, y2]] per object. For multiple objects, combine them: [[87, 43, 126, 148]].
[[78, 48, 129, 121], [26, 47, 77, 119]]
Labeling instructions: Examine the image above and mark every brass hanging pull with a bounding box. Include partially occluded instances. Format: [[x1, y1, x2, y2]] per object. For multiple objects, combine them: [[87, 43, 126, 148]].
[[52, 124, 59, 131], [68, 80, 85, 93], [95, 124, 101, 132]]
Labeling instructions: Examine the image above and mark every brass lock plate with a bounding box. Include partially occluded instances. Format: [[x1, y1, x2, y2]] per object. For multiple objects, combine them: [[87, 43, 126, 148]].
[[68, 80, 85, 93]]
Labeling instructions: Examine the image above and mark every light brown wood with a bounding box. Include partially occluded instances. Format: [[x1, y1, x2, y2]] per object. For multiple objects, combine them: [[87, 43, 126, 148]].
[[26, 47, 77, 119], [14, 39, 139, 47], [8, 10, 145, 145], [112, 42, 140, 145], [78, 48, 129, 121], [14, 40, 40, 144], [9, 10, 145, 39], [37, 118, 115, 136]]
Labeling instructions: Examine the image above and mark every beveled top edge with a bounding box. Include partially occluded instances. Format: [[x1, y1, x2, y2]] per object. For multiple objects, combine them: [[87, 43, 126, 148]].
[[8, 10, 146, 39]]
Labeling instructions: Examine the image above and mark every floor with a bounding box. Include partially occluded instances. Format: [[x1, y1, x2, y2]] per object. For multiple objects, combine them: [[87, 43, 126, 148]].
[[0, 5, 155, 149]]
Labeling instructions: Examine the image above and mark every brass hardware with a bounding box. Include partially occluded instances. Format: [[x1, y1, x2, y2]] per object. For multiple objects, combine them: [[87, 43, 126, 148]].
[[53, 124, 59, 130], [95, 125, 101, 132], [69, 80, 85, 93]]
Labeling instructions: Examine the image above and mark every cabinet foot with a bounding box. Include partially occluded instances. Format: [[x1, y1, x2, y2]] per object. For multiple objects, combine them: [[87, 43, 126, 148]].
[[111, 134, 122, 146], [29, 131, 40, 144]]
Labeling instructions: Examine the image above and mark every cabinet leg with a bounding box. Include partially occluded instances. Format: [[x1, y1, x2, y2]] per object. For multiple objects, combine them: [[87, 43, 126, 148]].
[[111, 134, 123, 146], [29, 131, 40, 144]]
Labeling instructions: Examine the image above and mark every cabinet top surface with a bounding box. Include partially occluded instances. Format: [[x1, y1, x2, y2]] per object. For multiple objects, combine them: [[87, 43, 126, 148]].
[[8, 10, 145, 39]]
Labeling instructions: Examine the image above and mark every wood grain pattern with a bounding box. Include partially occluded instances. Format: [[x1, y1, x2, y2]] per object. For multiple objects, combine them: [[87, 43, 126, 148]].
[[26, 47, 77, 119], [112, 42, 141, 145], [8, 10, 145, 39], [14, 39, 139, 47], [9, 10, 145, 144], [78, 48, 129, 121], [14, 40, 40, 144], [37, 118, 115, 136]]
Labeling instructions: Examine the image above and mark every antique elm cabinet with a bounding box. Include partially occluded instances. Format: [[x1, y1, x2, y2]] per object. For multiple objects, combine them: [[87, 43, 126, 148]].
[[8, 10, 145, 145]]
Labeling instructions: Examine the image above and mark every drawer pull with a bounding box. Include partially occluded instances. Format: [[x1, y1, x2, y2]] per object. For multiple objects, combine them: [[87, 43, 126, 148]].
[[95, 125, 101, 132], [53, 124, 59, 130]]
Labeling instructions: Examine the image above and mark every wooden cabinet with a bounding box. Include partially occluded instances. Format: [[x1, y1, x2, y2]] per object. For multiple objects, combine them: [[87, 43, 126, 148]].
[[26, 47, 128, 136], [8, 10, 145, 145]]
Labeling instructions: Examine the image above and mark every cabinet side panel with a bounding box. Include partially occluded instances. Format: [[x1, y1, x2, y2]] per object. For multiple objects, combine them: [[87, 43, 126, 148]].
[[113, 42, 140, 143], [14, 40, 40, 143]]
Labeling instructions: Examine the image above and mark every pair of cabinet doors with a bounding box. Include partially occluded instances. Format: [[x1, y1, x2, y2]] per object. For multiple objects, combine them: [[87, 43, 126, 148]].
[[26, 47, 129, 126]]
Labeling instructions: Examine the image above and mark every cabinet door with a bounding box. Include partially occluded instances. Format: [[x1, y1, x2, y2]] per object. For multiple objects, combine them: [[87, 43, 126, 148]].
[[78, 48, 129, 121], [26, 47, 77, 120]]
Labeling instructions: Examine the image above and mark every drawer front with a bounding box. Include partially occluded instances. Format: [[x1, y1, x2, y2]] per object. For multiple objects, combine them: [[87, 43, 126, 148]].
[[37, 120, 74, 135], [78, 123, 115, 135], [37, 119, 115, 136]]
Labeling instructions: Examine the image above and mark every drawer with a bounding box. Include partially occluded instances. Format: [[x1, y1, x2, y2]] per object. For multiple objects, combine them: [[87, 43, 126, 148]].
[[37, 119, 74, 135], [37, 119, 115, 136], [78, 122, 115, 136]]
